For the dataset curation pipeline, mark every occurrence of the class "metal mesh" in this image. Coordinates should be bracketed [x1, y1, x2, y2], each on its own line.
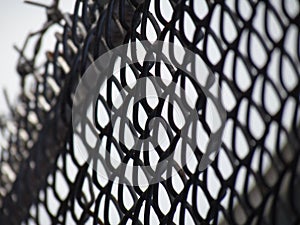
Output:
[0, 0, 300, 224]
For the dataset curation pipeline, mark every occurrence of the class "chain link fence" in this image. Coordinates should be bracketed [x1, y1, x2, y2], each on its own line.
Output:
[0, 0, 300, 224]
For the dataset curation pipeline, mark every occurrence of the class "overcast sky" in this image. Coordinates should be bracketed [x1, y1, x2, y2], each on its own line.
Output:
[0, 1, 45, 114]
[0, 0, 74, 115]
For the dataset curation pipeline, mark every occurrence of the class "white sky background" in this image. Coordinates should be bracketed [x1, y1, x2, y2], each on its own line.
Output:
[0, 0, 74, 115]
[0, 1, 45, 115]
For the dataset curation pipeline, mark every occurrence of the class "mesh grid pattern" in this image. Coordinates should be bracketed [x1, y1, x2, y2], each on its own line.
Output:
[0, 0, 300, 224]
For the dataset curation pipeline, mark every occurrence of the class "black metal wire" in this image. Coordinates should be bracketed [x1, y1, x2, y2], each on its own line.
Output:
[0, 0, 300, 224]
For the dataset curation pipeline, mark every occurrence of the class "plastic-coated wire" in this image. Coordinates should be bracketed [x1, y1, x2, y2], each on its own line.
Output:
[0, 0, 299, 224]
